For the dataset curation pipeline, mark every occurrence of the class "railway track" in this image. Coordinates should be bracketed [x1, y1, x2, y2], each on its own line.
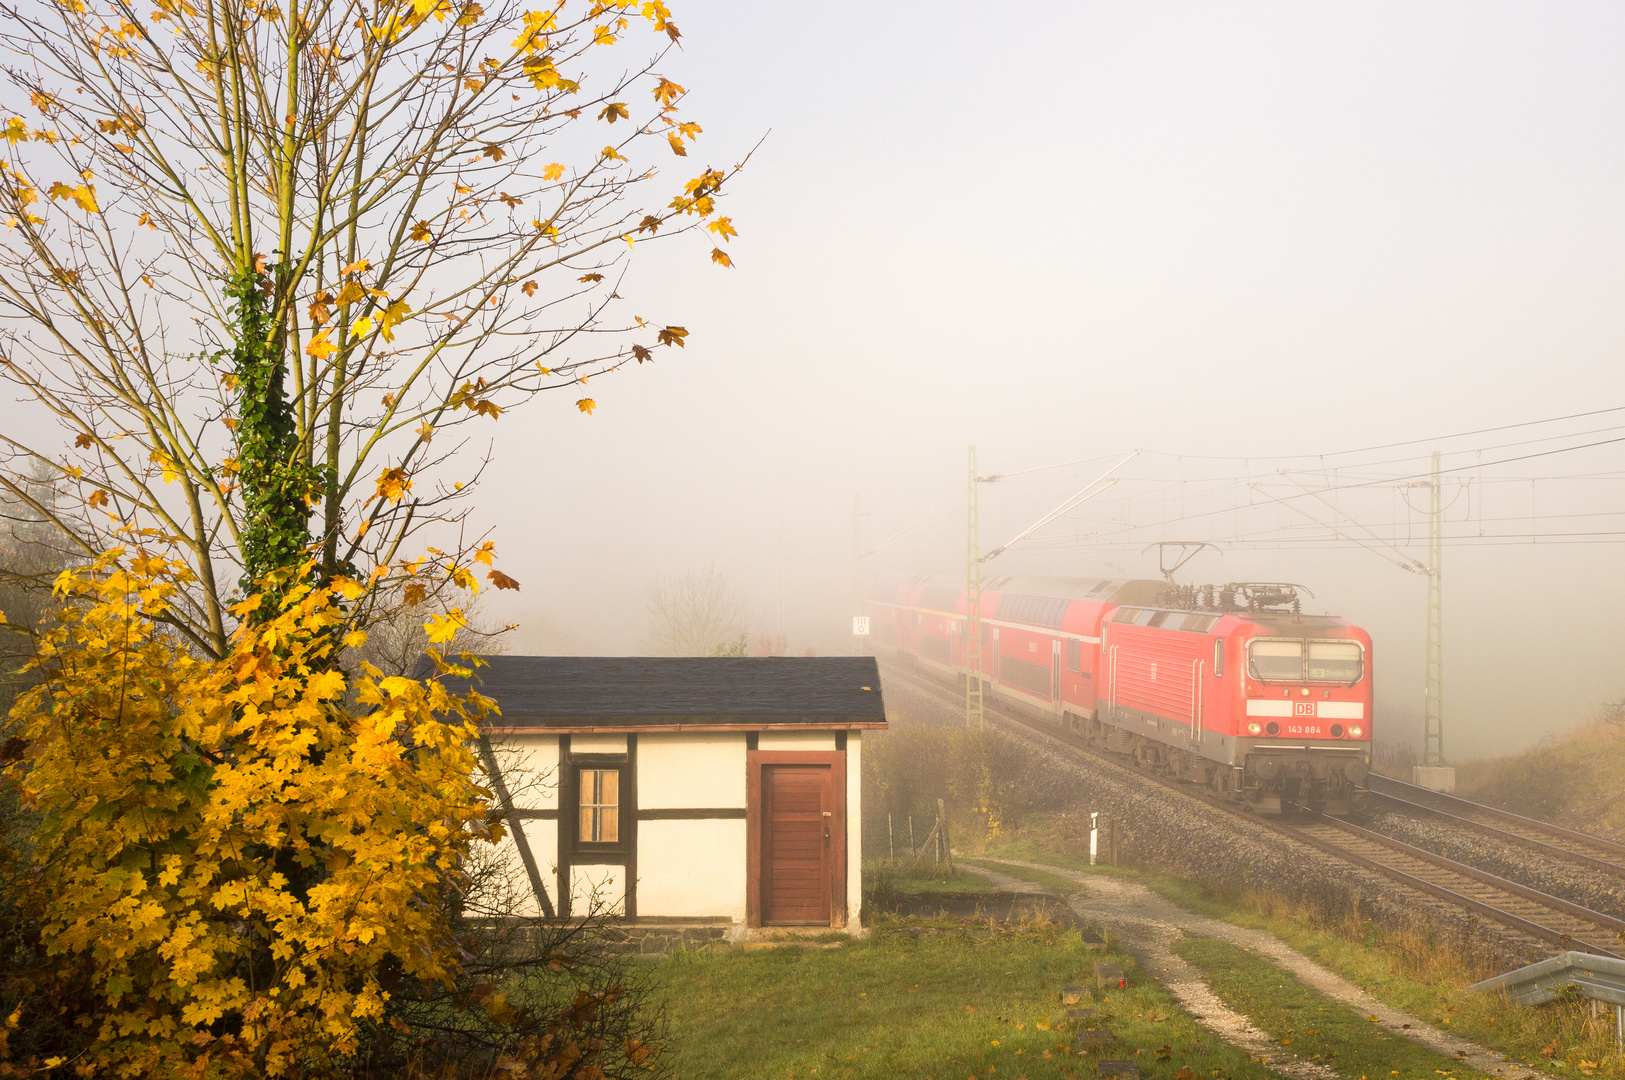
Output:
[1365, 772, 1625, 879]
[880, 659, 1625, 960]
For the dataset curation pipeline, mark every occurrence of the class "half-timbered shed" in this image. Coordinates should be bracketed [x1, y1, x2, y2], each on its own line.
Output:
[464, 655, 887, 936]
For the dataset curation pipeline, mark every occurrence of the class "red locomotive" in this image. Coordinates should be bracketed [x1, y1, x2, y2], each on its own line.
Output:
[866, 574, 1372, 814]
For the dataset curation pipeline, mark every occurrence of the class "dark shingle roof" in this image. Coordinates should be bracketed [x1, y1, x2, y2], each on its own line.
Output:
[457, 656, 887, 730]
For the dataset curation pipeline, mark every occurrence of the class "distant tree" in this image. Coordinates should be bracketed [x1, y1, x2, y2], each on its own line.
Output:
[643, 566, 750, 656]
[751, 630, 786, 656]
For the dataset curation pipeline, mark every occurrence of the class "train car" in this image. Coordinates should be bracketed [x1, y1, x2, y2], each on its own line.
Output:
[866, 574, 1372, 814]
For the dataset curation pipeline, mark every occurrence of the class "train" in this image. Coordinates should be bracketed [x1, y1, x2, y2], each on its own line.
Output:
[865, 574, 1372, 814]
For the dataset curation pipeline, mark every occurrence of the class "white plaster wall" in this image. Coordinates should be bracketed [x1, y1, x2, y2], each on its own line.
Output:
[846, 732, 862, 927]
[480, 816, 559, 918]
[758, 730, 837, 751]
[638, 734, 746, 808]
[571, 733, 628, 754]
[636, 819, 747, 918]
[486, 733, 559, 809]
[571, 863, 625, 915]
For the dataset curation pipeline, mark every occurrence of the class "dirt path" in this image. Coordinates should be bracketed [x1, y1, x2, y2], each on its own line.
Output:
[960, 857, 1554, 1080]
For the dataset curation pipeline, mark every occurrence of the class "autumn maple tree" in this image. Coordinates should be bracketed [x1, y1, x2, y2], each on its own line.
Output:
[0, 0, 737, 1073]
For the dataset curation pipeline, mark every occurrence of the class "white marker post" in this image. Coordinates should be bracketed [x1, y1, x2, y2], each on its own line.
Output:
[1089, 811, 1099, 867]
[852, 616, 870, 636]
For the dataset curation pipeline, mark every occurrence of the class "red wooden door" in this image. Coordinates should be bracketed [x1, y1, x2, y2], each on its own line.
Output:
[761, 765, 832, 924]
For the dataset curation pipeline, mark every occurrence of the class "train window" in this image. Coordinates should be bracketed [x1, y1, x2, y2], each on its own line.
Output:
[1307, 641, 1363, 683]
[1111, 607, 1143, 623]
[1147, 611, 1171, 628]
[1067, 639, 1081, 672]
[1247, 639, 1303, 681]
[1213, 639, 1224, 677]
[1133, 609, 1157, 626]
[1187, 614, 1218, 633]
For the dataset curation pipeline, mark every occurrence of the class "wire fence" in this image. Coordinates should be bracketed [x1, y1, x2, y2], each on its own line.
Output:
[861, 810, 949, 865]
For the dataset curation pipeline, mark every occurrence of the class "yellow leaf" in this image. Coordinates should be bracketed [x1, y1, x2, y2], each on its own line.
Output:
[47, 180, 98, 212]
[305, 331, 336, 360]
[410, 220, 433, 242]
[601, 145, 624, 161]
[306, 669, 346, 700]
[652, 77, 684, 106]
[375, 466, 412, 503]
[542, 162, 565, 180]
[416, 422, 435, 443]
[341, 258, 370, 276]
[666, 132, 687, 156]
[424, 610, 468, 643]
[351, 315, 374, 338]
[598, 102, 629, 124]
[378, 299, 413, 342]
[710, 247, 732, 268]
[576, 398, 596, 415]
[707, 216, 738, 240]
[521, 280, 537, 296]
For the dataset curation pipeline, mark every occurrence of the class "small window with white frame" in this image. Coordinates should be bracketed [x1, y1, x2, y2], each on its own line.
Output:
[578, 768, 620, 844]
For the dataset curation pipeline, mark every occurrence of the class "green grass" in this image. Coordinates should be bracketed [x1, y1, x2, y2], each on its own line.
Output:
[652, 925, 1282, 1080]
[965, 820, 1625, 1076]
[863, 858, 1002, 901]
[1174, 937, 1495, 1080]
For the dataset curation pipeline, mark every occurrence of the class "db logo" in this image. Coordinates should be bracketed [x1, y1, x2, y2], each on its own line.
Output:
[1293, 701, 1315, 716]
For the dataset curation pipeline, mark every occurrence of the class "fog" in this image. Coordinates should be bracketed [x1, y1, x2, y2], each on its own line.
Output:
[472, 4, 1625, 756]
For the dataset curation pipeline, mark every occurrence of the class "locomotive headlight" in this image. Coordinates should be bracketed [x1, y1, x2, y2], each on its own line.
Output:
[1349, 724, 1364, 739]
[1246, 722, 1262, 735]
[1300, 688, 1311, 697]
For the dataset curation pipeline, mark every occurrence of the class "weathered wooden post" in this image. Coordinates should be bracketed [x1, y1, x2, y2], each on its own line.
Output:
[938, 798, 953, 874]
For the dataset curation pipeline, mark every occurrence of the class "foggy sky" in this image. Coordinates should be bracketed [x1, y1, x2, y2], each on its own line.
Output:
[466, 2, 1625, 756]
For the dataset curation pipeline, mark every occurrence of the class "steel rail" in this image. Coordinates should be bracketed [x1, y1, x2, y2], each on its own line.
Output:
[1291, 815, 1625, 956]
[1364, 787, 1625, 879]
[1268, 819, 1621, 960]
[1367, 773, 1625, 861]
[879, 658, 1625, 960]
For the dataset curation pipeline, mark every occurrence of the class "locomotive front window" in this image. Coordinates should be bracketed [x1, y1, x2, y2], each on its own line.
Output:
[1307, 641, 1363, 683]
[1247, 639, 1303, 681]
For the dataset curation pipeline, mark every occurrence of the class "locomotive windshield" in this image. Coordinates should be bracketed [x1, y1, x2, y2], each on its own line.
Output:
[1246, 639, 1365, 683]
[1307, 641, 1363, 682]
[1247, 639, 1303, 681]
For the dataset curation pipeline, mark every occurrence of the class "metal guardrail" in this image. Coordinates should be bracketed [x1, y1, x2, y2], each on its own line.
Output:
[1469, 951, 1625, 1050]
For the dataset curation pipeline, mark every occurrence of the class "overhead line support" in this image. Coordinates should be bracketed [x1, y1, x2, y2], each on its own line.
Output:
[1424, 450, 1445, 767]
[967, 445, 984, 729]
